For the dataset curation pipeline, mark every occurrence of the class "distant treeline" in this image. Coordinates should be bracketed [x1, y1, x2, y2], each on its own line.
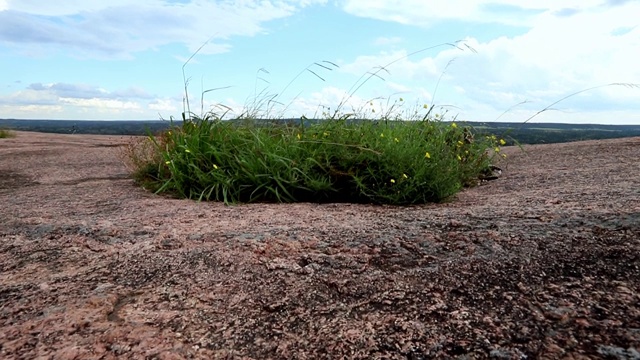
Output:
[461, 121, 640, 146]
[0, 119, 172, 136]
[1, 118, 640, 145]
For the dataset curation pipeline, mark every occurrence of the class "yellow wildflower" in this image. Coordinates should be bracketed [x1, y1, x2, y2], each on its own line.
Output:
[185, 149, 191, 153]
[390, 179, 396, 184]
[495, 147, 501, 152]
[213, 164, 218, 169]
[394, 137, 399, 143]
[380, 133, 384, 138]
[499, 139, 506, 145]
[165, 160, 171, 165]
[297, 133, 301, 140]
[451, 122, 457, 129]
[425, 152, 431, 159]
[403, 173, 408, 179]
[457, 155, 462, 161]
[423, 104, 429, 109]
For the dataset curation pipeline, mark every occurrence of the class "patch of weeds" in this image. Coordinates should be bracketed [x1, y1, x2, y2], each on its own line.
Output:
[129, 109, 504, 205]
[123, 40, 639, 205]
[0, 128, 16, 139]
[118, 129, 175, 190]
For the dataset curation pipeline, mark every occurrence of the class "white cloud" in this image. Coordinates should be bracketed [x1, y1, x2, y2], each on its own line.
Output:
[297, 86, 358, 115]
[239, 85, 433, 120]
[149, 99, 179, 112]
[0, 82, 173, 119]
[341, 0, 605, 26]
[4, 0, 157, 16]
[0, 0, 326, 58]
[385, 81, 412, 94]
[334, 1, 640, 123]
[0, 104, 64, 116]
[59, 97, 141, 110]
[0, 88, 58, 106]
[202, 86, 365, 119]
[338, 49, 444, 82]
[373, 36, 403, 46]
[448, 6, 640, 108]
[18, 83, 153, 101]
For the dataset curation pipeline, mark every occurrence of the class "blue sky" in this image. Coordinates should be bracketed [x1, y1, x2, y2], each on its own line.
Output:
[0, 0, 639, 124]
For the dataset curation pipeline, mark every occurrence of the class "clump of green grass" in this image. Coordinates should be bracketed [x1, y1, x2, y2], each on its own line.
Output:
[125, 40, 508, 205]
[129, 111, 504, 205]
[0, 128, 16, 139]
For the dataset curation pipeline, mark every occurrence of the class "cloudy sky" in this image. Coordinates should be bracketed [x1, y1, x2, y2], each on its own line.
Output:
[0, 0, 639, 124]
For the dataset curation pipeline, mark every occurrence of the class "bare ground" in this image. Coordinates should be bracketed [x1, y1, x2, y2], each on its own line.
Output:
[0, 131, 639, 360]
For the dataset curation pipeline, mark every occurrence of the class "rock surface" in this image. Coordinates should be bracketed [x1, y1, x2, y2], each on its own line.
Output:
[1, 131, 639, 359]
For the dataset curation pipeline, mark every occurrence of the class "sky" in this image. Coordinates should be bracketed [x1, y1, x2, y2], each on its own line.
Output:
[0, 0, 639, 124]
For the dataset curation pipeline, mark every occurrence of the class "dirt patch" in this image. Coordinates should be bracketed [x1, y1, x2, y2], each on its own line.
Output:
[0, 130, 639, 359]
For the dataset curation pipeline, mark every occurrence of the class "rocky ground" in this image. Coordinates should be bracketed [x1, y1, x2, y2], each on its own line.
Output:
[1, 131, 639, 359]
